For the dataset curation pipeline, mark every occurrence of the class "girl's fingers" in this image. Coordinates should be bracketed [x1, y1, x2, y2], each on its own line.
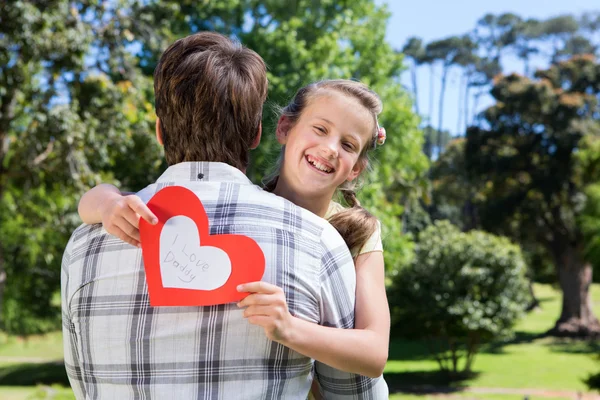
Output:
[110, 225, 141, 248]
[117, 214, 141, 242]
[120, 202, 142, 231]
[246, 315, 271, 327]
[237, 294, 275, 308]
[127, 196, 158, 225]
[237, 281, 281, 294]
[243, 305, 273, 318]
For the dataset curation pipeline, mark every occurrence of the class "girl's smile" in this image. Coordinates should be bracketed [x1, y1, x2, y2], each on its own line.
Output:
[305, 154, 335, 174]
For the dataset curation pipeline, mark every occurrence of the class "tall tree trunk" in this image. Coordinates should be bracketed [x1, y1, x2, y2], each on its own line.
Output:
[456, 73, 465, 135]
[437, 65, 449, 153]
[471, 91, 483, 125]
[423, 133, 432, 160]
[550, 243, 600, 338]
[0, 91, 14, 330]
[0, 213, 5, 330]
[523, 56, 530, 77]
[411, 61, 420, 116]
[525, 278, 540, 312]
[428, 63, 435, 125]
[0, 177, 5, 329]
[464, 83, 471, 130]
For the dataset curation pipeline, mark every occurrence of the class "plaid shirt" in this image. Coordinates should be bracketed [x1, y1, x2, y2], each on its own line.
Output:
[61, 162, 388, 400]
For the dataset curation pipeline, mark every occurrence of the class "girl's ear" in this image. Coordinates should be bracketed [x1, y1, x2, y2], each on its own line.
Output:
[347, 158, 368, 182]
[276, 115, 292, 145]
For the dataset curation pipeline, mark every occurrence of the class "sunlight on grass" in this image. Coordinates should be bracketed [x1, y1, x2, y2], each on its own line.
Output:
[0, 385, 75, 400]
[0, 332, 63, 361]
[0, 284, 597, 398]
[389, 394, 571, 400]
[389, 394, 572, 400]
[384, 284, 600, 393]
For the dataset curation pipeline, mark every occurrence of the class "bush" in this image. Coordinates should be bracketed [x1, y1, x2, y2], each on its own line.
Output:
[388, 220, 530, 374]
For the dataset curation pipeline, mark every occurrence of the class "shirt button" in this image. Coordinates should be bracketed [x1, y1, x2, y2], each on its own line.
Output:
[197, 173, 204, 180]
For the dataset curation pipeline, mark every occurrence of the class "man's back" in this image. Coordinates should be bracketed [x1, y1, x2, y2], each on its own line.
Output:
[62, 162, 387, 399]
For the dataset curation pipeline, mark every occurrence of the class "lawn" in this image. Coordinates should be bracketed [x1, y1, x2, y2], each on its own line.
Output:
[0, 284, 598, 400]
[386, 283, 600, 399]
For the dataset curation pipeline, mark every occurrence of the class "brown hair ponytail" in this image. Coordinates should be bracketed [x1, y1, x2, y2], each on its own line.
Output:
[328, 189, 379, 257]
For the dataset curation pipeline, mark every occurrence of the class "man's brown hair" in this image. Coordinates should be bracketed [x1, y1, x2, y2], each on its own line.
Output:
[154, 32, 268, 169]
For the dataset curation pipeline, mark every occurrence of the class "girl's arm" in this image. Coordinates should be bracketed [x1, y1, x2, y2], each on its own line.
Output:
[78, 184, 157, 247]
[237, 250, 390, 378]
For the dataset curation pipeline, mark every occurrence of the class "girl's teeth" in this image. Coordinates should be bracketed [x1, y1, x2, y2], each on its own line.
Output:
[308, 157, 332, 173]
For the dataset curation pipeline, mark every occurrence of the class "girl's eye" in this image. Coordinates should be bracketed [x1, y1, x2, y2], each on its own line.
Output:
[343, 142, 356, 151]
[314, 126, 327, 134]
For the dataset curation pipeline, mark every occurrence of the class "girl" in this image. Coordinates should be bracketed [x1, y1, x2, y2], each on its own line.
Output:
[78, 79, 390, 380]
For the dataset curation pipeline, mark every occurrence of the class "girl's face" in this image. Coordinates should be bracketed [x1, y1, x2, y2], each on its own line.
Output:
[277, 91, 374, 200]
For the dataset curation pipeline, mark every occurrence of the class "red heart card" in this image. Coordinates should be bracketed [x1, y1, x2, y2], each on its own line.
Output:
[139, 186, 265, 306]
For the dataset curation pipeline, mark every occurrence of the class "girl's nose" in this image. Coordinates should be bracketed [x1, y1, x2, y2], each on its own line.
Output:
[320, 141, 338, 159]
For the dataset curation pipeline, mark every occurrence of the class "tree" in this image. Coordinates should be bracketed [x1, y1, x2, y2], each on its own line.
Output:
[422, 125, 452, 160]
[425, 36, 476, 153]
[539, 15, 580, 63]
[430, 139, 543, 309]
[474, 13, 522, 63]
[0, 0, 160, 334]
[465, 55, 600, 337]
[1, 0, 428, 333]
[402, 36, 426, 117]
[558, 35, 597, 59]
[389, 220, 529, 375]
[0, 0, 93, 332]
[468, 58, 502, 126]
[429, 139, 478, 230]
[577, 135, 600, 273]
[508, 18, 542, 77]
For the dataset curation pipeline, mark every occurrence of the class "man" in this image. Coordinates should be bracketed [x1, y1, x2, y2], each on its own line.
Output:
[61, 31, 388, 399]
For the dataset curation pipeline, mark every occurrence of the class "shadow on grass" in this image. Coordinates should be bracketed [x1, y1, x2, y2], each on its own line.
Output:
[383, 370, 477, 394]
[388, 339, 433, 361]
[481, 331, 544, 354]
[0, 362, 69, 386]
[584, 370, 600, 391]
[548, 338, 600, 354]
[533, 296, 556, 305]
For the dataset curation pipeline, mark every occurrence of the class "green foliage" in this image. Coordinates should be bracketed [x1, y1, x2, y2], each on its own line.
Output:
[388, 221, 529, 373]
[429, 138, 472, 229]
[465, 56, 600, 264]
[580, 182, 600, 274]
[101, 0, 429, 277]
[0, 1, 162, 334]
[0, 0, 427, 333]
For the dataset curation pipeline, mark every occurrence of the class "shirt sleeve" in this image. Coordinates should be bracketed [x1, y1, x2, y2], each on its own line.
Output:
[61, 235, 87, 399]
[357, 220, 383, 256]
[313, 224, 389, 399]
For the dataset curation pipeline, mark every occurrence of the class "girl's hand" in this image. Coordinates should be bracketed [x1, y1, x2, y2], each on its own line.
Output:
[237, 282, 295, 343]
[100, 195, 157, 247]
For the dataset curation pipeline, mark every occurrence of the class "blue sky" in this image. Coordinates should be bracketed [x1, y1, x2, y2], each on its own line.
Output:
[376, 0, 599, 136]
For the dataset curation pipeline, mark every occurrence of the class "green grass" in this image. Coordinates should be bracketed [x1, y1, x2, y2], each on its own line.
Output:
[0, 284, 598, 399]
[0, 331, 64, 361]
[388, 394, 571, 400]
[384, 283, 600, 397]
[0, 385, 75, 400]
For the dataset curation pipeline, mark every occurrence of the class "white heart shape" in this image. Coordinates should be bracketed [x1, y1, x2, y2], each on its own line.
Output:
[159, 216, 232, 291]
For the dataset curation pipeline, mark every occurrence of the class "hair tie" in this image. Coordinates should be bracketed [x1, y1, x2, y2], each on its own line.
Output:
[376, 126, 386, 146]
